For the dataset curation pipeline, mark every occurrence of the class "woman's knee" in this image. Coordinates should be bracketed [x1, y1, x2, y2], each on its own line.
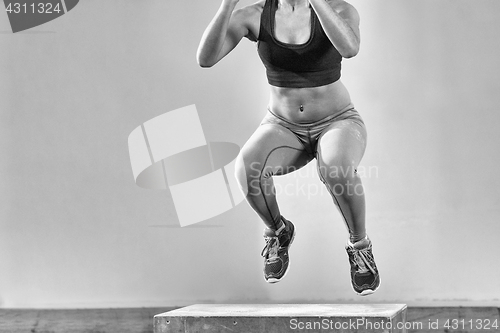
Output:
[317, 159, 365, 198]
[317, 159, 359, 185]
[234, 151, 252, 189]
[235, 149, 266, 194]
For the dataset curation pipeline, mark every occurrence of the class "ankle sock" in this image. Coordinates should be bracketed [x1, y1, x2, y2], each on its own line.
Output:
[275, 221, 285, 235]
[349, 234, 367, 245]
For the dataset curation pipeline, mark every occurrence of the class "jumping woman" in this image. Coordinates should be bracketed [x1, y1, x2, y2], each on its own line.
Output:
[197, 0, 380, 295]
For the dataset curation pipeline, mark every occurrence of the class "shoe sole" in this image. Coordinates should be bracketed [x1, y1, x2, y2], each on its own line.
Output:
[353, 278, 381, 296]
[265, 223, 296, 284]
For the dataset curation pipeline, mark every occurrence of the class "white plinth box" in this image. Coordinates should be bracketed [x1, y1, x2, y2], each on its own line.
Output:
[154, 304, 408, 333]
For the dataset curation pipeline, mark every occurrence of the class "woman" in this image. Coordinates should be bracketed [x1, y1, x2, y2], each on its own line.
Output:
[197, 0, 380, 296]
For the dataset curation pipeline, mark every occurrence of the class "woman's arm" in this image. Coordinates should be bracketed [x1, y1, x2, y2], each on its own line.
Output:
[308, 0, 360, 58]
[196, 0, 252, 67]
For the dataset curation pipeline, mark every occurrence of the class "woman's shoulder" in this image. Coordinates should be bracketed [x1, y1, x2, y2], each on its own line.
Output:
[326, 0, 357, 13]
[233, 0, 266, 41]
[325, 0, 359, 20]
[236, 0, 266, 17]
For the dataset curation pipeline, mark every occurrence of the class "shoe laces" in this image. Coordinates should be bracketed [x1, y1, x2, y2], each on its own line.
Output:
[261, 236, 280, 259]
[349, 246, 377, 275]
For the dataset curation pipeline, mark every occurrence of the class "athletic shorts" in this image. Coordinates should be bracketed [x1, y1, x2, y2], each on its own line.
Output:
[260, 103, 365, 158]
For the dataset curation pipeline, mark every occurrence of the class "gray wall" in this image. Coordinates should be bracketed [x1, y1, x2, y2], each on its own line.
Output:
[1, 0, 499, 308]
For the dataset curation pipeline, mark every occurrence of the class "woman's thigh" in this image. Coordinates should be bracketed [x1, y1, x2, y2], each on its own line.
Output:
[316, 119, 367, 177]
[236, 123, 312, 183]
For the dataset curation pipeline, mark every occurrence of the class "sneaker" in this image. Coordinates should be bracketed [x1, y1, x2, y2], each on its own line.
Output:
[345, 236, 380, 296]
[261, 217, 296, 283]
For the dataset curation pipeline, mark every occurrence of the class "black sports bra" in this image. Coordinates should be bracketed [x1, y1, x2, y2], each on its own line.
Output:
[257, 0, 343, 88]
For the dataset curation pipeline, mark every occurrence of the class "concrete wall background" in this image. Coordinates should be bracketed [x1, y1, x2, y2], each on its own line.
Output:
[0, 0, 499, 308]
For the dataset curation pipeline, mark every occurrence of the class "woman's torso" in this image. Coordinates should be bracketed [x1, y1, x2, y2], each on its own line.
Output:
[245, 0, 352, 123]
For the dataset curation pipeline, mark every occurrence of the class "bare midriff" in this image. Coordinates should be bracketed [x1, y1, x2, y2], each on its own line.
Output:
[268, 79, 352, 124]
